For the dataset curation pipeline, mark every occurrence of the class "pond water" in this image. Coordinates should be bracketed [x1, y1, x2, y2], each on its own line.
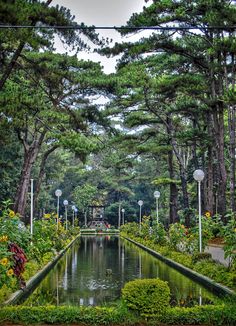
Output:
[21, 235, 220, 307]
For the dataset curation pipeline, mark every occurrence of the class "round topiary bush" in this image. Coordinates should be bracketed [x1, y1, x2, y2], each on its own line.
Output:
[121, 278, 170, 318]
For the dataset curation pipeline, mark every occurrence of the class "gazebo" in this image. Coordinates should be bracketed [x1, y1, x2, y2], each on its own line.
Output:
[87, 205, 108, 229]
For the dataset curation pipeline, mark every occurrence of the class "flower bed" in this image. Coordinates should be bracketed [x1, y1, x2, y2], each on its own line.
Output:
[0, 201, 79, 304]
[120, 220, 236, 292]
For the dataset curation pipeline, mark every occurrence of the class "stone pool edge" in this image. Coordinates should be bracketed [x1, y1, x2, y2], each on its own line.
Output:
[123, 236, 236, 297]
[3, 234, 80, 306]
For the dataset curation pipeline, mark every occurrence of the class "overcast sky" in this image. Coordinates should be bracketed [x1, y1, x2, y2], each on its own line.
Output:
[53, 0, 146, 73]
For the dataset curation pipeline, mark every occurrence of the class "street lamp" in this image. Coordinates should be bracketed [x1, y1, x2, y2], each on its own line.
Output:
[193, 169, 205, 253]
[55, 189, 62, 230]
[63, 200, 68, 231]
[121, 208, 125, 225]
[138, 200, 143, 232]
[154, 191, 160, 224]
[74, 207, 78, 227]
[71, 205, 76, 227]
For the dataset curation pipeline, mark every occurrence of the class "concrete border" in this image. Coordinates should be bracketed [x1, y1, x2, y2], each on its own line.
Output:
[4, 235, 80, 306]
[80, 229, 119, 235]
[123, 236, 236, 297]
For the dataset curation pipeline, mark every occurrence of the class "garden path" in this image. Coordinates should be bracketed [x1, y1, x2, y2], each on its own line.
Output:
[205, 244, 230, 267]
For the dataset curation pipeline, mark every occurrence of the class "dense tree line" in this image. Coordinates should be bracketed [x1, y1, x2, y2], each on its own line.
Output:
[0, 0, 236, 227]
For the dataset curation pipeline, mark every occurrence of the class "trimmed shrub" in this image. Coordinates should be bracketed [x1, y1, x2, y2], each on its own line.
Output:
[121, 278, 170, 317]
[161, 303, 236, 325]
[0, 305, 137, 325]
[0, 303, 236, 325]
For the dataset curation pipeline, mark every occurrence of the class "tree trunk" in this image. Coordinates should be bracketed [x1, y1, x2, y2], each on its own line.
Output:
[166, 116, 190, 225]
[205, 113, 214, 214]
[228, 106, 236, 211]
[192, 117, 198, 171]
[215, 106, 227, 220]
[179, 165, 190, 226]
[167, 149, 178, 224]
[14, 129, 47, 220]
[33, 145, 59, 215]
[14, 146, 39, 221]
[209, 50, 227, 220]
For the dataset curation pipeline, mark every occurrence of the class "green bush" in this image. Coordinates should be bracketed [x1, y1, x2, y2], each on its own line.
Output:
[0, 302, 236, 325]
[0, 305, 137, 325]
[122, 278, 170, 317]
[192, 252, 212, 264]
[161, 303, 236, 325]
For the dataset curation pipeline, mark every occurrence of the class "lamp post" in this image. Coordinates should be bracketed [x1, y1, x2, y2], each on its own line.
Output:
[55, 189, 62, 230]
[121, 208, 125, 226]
[193, 169, 205, 253]
[153, 190, 160, 224]
[71, 205, 76, 227]
[74, 207, 78, 227]
[138, 200, 143, 232]
[63, 200, 68, 230]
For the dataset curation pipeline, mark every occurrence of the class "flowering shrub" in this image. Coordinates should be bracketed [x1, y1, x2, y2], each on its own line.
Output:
[189, 216, 220, 253]
[8, 243, 27, 289]
[151, 221, 167, 245]
[0, 254, 13, 289]
[168, 223, 188, 251]
[0, 201, 30, 289]
[0, 200, 78, 302]
[120, 221, 139, 237]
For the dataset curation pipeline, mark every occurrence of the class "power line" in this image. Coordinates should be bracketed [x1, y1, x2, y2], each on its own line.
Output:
[0, 25, 235, 30]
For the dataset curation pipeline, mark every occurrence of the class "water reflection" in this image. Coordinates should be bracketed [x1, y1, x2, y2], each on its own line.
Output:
[21, 236, 218, 307]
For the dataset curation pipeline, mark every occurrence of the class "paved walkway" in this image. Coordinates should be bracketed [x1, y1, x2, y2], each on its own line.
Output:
[205, 244, 230, 267]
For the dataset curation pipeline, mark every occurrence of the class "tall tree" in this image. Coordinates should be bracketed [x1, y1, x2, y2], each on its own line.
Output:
[0, 0, 102, 90]
[101, 0, 236, 218]
[0, 53, 111, 218]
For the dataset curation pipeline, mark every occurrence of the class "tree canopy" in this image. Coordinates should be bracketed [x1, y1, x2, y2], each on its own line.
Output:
[1, 0, 236, 227]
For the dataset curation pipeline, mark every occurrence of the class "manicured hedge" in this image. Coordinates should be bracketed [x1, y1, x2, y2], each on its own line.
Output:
[0, 305, 136, 325]
[0, 304, 236, 325]
[161, 304, 236, 325]
[122, 278, 170, 317]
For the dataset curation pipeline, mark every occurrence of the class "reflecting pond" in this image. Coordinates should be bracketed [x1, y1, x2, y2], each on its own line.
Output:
[21, 235, 219, 307]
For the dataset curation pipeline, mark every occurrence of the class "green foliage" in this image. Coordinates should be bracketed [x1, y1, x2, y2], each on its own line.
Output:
[189, 216, 216, 252]
[121, 223, 236, 291]
[73, 184, 97, 213]
[0, 302, 236, 325]
[0, 202, 30, 289]
[192, 252, 212, 264]
[221, 213, 236, 268]
[0, 304, 136, 325]
[0, 201, 78, 303]
[161, 303, 236, 325]
[168, 218, 220, 254]
[152, 177, 181, 186]
[153, 221, 168, 245]
[122, 278, 170, 317]
[168, 222, 188, 251]
[194, 260, 236, 290]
